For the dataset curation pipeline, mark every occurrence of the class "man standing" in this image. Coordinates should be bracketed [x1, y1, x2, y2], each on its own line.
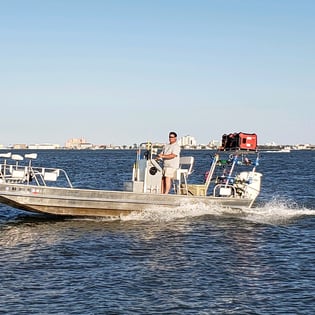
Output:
[157, 131, 181, 194]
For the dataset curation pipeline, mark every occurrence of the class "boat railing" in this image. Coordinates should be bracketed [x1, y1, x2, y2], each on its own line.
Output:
[30, 166, 73, 188]
[0, 164, 73, 188]
[0, 153, 73, 188]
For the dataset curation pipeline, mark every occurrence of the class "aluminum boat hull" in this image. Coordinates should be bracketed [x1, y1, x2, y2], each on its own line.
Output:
[0, 183, 254, 218]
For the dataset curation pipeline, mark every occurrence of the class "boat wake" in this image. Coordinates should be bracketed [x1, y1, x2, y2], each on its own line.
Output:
[242, 197, 315, 225]
[121, 197, 315, 224]
[121, 201, 232, 222]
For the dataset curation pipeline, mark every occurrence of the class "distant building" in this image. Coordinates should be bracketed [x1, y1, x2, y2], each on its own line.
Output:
[265, 141, 277, 146]
[208, 140, 221, 149]
[295, 144, 311, 150]
[28, 144, 61, 150]
[65, 137, 94, 149]
[12, 144, 27, 149]
[179, 135, 197, 148]
[65, 137, 87, 149]
[78, 142, 93, 149]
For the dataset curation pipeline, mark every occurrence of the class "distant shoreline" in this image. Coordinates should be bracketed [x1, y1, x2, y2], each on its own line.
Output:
[0, 145, 314, 151]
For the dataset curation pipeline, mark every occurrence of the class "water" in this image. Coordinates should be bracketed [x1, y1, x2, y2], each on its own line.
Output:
[0, 150, 315, 314]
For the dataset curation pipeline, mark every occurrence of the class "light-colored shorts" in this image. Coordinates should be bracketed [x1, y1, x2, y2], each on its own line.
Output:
[163, 167, 177, 178]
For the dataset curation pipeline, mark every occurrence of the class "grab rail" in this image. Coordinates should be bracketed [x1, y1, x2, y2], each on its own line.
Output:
[0, 163, 73, 188]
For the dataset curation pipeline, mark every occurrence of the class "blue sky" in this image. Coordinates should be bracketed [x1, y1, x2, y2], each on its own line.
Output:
[0, 0, 314, 146]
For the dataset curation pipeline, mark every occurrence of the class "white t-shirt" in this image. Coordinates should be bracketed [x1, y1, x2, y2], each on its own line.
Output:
[162, 142, 181, 169]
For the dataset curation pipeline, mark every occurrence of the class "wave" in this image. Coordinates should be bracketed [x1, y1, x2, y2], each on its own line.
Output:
[121, 201, 231, 222]
[121, 197, 315, 224]
[243, 197, 315, 225]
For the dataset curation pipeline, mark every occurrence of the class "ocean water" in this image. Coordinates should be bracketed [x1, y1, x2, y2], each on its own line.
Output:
[0, 150, 314, 314]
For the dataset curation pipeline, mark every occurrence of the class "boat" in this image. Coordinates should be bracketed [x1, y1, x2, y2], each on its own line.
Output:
[266, 146, 291, 153]
[279, 147, 291, 153]
[0, 134, 262, 218]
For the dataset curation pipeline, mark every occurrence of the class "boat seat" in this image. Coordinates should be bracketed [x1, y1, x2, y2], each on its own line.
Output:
[175, 156, 194, 194]
[43, 169, 60, 181]
[9, 169, 27, 183]
[186, 153, 219, 196]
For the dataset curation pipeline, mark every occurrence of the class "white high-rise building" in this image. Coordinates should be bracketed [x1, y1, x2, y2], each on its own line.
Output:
[179, 135, 197, 147]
